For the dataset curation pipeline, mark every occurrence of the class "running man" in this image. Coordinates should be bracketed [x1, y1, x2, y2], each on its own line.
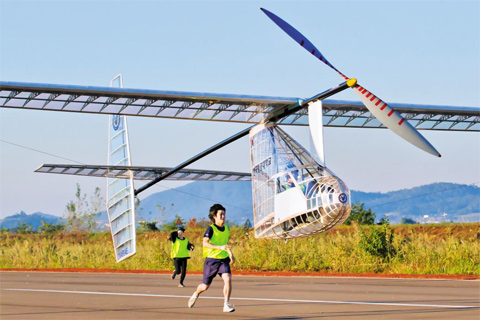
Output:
[188, 203, 235, 312]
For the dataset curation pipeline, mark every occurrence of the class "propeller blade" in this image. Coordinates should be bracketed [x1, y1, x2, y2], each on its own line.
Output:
[260, 8, 347, 79]
[352, 85, 441, 157]
[261, 8, 441, 157]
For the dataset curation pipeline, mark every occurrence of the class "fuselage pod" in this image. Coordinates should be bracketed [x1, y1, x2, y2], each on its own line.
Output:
[249, 124, 351, 239]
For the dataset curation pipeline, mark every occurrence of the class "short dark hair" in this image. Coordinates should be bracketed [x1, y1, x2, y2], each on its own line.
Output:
[208, 204, 226, 222]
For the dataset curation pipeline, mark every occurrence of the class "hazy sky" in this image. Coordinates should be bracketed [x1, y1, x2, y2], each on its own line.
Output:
[1, 0, 479, 219]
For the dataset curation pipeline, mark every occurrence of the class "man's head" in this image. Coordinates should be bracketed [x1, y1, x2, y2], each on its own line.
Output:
[177, 227, 185, 237]
[209, 203, 226, 225]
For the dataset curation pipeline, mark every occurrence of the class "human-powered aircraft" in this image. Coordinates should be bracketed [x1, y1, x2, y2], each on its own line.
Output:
[1, 8, 478, 262]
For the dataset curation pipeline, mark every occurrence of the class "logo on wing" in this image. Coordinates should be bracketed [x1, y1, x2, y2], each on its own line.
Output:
[112, 115, 121, 131]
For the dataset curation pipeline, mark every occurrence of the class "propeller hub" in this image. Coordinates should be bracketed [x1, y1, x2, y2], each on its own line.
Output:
[347, 78, 357, 87]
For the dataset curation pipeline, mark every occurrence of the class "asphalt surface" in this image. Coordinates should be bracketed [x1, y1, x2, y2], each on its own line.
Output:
[1, 271, 479, 319]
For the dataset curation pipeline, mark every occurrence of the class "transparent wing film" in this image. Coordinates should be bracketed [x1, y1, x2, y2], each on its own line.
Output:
[250, 124, 351, 239]
[35, 164, 251, 181]
[1, 82, 478, 130]
[107, 115, 136, 262]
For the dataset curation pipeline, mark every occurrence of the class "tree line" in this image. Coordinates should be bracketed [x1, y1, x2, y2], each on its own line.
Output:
[7, 183, 421, 235]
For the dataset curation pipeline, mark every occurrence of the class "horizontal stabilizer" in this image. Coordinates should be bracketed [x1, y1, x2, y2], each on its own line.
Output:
[35, 164, 251, 181]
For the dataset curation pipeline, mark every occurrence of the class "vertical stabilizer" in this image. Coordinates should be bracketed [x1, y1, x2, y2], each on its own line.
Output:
[106, 74, 136, 262]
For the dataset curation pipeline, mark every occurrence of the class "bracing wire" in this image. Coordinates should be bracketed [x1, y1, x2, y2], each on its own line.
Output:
[1, 139, 251, 213]
[2, 139, 477, 215]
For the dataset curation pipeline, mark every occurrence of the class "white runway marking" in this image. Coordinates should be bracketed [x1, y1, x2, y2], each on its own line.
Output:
[4, 288, 478, 309]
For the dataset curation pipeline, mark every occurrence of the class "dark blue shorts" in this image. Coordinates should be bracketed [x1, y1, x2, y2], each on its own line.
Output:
[202, 257, 231, 285]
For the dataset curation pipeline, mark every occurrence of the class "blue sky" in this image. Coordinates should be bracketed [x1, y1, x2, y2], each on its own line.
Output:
[1, 0, 479, 218]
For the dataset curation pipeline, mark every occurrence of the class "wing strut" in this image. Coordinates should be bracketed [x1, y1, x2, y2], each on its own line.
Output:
[134, 124, 256, 195]
[134, 80, 352, 195]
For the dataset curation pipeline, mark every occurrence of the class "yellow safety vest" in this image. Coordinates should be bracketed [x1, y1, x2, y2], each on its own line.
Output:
[171, 237, 190, 258]
[203, 224, 230, 259]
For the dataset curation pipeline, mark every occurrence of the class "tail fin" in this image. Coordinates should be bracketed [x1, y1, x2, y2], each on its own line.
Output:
[106, 74, 136, 262]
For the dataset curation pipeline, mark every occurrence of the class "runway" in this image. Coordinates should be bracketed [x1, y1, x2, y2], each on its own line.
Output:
[1, 271, 478, 319]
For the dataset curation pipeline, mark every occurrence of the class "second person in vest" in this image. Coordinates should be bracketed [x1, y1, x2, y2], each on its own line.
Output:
[168, 227, 195, 288]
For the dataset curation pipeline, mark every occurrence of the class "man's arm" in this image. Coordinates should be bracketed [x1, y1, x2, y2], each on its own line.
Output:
[167, 231, 178, 242]
[226, 247, 235, 264]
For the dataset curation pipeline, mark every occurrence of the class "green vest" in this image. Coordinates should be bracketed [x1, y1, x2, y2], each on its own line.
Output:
[171, 237, 190, 258]
[203, 224, 230, 259]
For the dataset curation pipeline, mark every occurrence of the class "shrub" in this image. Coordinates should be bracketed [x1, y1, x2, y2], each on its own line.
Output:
[38, 221, 64, 235]
[138, 221, 159, 232]
[13, 222, 33, 234]
[345, 202, 376, 225]
[359, 225, 396, 259]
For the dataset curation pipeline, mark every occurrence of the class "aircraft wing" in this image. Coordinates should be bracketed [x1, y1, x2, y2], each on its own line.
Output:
[35, 164, 251, 181]
[1, 81, 478, 131]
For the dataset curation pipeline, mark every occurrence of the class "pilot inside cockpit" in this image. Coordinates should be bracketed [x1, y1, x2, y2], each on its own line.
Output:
[283, 174, 295, 190]
[282, 173, 306, 193]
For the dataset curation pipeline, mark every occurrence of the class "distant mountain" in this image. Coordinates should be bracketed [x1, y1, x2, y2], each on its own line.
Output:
[0, 211, 61, 231]
[3, 182, 478, 231]
[132, 181, 479, 225]
[138, 181, 480, 224]
[352, 183, 480, 223]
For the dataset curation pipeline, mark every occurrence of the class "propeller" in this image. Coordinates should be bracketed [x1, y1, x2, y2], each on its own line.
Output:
[261, 8, 441, 157]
